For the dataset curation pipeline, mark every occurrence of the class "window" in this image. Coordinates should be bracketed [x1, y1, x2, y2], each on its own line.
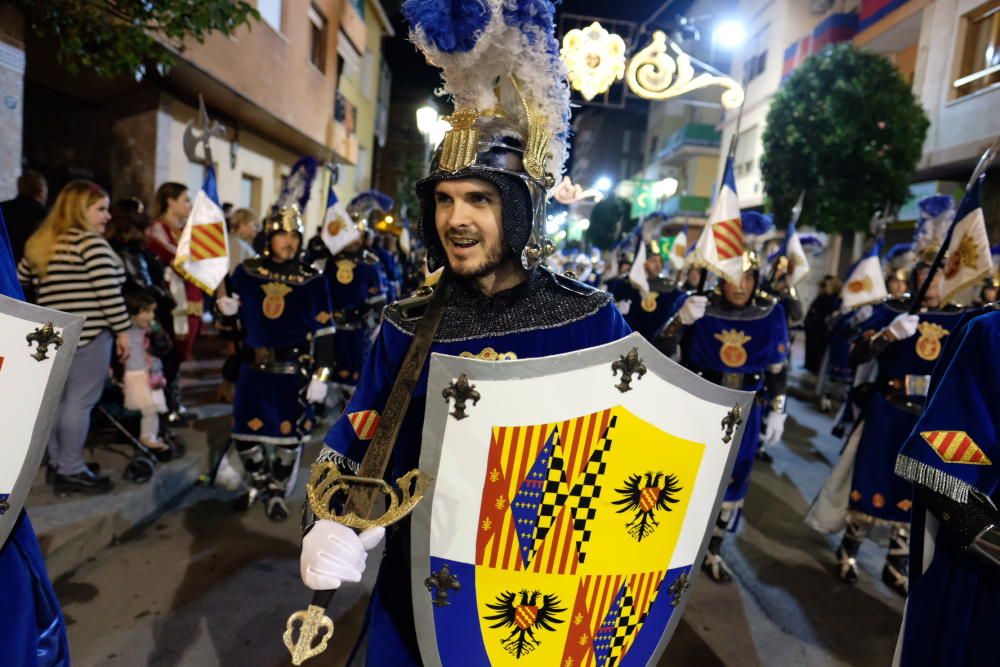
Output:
[734, 126, 758, 177]
[356, 147, 369, 191]
[362, 49, 375, 98]
[258, 0, 283, 32]
[348, 0, 365, 20]
[337, 33, 361, 84]
[954, 0, 1000, 98]
[309, 5, 328, 72]
[240, 175, 262, 211]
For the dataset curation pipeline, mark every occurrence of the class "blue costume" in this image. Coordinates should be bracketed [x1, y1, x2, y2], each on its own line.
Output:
[894, 308, 1000, 667]
[373, 243, 402, 304]
[834, 299, 965, 594]
[656, 288, 789, 581]
[318, 271, 629, 664]
[228, 207, 336, 522]
[609, 279, 680, 341]
[323, 249, 386, 393]
[0, 211, 70, 665]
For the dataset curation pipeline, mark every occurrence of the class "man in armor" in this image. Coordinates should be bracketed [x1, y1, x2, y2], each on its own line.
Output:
[655, 254, 790, 581]
[609, 240, 680, 342]
[296, 1, 630, 661]
[830, 259, 964, 595]
[217, 206, 335, 522]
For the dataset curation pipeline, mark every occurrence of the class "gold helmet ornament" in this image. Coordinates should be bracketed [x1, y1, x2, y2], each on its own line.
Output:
[264, 205, 304, 237]
[404, 0, 571, 271]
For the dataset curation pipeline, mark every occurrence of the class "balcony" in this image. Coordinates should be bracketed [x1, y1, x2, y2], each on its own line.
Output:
[657, 123, 722, 165]
[662, 194, 711, 218]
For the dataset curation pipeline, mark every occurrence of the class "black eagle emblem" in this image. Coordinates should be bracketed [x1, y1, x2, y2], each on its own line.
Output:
[612, 471, 683, 541]
[483, 589, 566, 658]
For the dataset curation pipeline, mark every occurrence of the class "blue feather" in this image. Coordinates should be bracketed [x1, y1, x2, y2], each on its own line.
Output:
[741, 211, 774, 236]
[917, 194, 954, 218]
[885, 242, 913, 261]
[275, 156, 318, 213]
[403, 0, 492, 54]
[348, 190, 395, 214]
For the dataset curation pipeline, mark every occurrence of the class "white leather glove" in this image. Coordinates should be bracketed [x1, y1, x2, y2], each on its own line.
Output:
[886, 313, 919, 341]
[306, 378, 329, 403]
[762, 411, 787, 446]
[616, 299, 632, 315]
[678, 295, 708, 325]
[217, 294, 240, 316]
[301, 521, 385, 591]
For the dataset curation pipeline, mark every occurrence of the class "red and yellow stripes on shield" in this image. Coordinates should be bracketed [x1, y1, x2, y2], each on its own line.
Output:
[477, 409, 613, 575]
[562, 571, 666, 667]
[190, 222, 226, 261]
[712, 217, 744, 261]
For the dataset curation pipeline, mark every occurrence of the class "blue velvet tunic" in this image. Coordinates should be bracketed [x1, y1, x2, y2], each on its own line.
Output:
[608, 280, 680, 341]
[320, 270, 629, 666]
[896, 310, 1000, 667]
[324, 253, 386, 390]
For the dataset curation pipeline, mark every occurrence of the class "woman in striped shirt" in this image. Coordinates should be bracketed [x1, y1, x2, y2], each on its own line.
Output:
[18, 180, 131, 495]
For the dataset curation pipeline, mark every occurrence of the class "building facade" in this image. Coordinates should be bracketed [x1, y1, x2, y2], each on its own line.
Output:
[4, 0, 392, 237]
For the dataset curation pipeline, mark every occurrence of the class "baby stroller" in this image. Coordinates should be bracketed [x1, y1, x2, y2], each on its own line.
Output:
[89, 381, 187, 484]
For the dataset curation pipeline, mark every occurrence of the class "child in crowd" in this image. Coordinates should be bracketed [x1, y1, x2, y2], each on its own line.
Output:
[122, 290, 172, 460]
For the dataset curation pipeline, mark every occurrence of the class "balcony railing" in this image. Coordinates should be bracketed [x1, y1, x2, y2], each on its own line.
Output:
[658, 123, 722, 162]
[662, 194, 711, 218]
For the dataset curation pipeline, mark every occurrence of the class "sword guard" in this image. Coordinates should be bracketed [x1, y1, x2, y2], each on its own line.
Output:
[283, 604, 334, 665]
[306, 464, 433, 530]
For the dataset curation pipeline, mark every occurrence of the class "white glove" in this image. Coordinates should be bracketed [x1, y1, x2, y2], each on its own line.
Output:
[853, 305, 873, 324]
[306, 378, 329, 403]
[301, 521, 385, 591]
[886, 313, 919, 341]
[217, 294, 240, 316]
[616, 299, 632, 315]
[678, 295, 708, 325]
[762, 411, 787, 446]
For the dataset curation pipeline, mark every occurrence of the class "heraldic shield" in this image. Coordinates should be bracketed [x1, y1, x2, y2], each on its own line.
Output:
[412, 332, 754, 667]
[0, 295, 83, 548]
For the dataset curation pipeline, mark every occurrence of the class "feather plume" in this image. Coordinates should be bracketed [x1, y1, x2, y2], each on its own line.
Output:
[274, 156, 319, 213]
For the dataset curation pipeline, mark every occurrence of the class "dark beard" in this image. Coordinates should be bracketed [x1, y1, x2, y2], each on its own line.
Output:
[449, 239, 511, 280]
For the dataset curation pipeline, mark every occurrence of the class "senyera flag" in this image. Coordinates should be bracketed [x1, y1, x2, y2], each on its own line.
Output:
[173, 166, 229, 292]
[411, 333, 754, 667]
[694, 158, 745, 283]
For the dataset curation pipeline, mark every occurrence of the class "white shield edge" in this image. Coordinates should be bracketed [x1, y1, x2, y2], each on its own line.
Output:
[410, 331, 755, 667]
[0, 295, 84, 547]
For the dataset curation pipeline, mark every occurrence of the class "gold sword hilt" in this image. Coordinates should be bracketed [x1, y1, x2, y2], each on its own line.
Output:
[283, 464, 433, 664]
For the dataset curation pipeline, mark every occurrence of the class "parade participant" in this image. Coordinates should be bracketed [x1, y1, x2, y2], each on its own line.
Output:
[893, 308, 1000, 667]
[219, 206, 335, 522]
[825, 259, 964, 595]
[323, 225, 386, 402]
[609, 240, 680, 341]
[655, 253, 789, 581]
[297, 2, 630, 661]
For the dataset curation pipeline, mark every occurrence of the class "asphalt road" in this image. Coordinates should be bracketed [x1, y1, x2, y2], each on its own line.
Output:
[53, 369, 904, 666]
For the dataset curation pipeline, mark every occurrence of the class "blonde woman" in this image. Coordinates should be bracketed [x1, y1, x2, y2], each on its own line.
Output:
[227, 207, 260, 275]
[18, 180, 131, 495]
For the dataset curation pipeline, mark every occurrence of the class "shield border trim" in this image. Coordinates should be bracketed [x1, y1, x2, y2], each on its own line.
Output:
[411, 331, 754, 667]
[0, 295, 84, 548]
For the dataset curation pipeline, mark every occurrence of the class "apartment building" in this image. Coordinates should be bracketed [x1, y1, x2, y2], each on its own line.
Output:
[2, 0, 393, 235]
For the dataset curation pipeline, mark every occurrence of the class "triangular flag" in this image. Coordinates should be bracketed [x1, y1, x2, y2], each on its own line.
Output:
[841, 240, 888, 309]
[629, 239, 650, 294]
[695, 158, 745, 283]
[173, 166, 229, 293]
[941, 176, 991, 303]
[782, 220, 810, 287]
[320, 182, 361, 256]
[669, 227, 688, 272]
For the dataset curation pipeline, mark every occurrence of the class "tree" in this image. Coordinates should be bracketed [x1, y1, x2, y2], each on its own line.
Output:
[760, 43, 929, 233]
[15, 1, 259, 77]
[585, 196, 633, 250]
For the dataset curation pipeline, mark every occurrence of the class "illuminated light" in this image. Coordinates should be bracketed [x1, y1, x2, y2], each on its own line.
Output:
[416, 106, 439, 135]
[625, 31, 744, 109]
[578, 218, 591, 230]
[384, 215, 394, 223]
[595, 176, 613, 192]
[579, 188, 605, 203]
[561, 22, 627, 101]
[652, 177, 679, 199]
[713, 20, 747, 49]
[615, 181, 636, 199]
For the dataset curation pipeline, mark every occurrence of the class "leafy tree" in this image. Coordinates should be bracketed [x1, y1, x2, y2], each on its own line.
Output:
[585, 196, 633, 250]
[761, 43, 929, 232]
[15, 0, 259, 77]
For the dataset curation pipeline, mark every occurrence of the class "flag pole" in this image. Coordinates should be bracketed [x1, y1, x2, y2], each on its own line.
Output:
[908, 134, 999, 314]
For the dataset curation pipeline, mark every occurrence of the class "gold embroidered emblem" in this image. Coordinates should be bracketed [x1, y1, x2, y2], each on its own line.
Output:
[439, 106, 480, 173]
[247, 418, 264, 431]
[335, 259, 355, 285]
[872, 493, 885, 508]
[915, 322, 949, 361]
[714, 329, 752, 368]
[943, 232, 983, 278]
[280, 420, 293, 434]
[846, 276, 872, 294]
[315, 311, 332, 325]
[261, 282, 293, 320]
[459, 347, 518, 361]
[640, 292, 658, 312]
[326, 216, 346, 237]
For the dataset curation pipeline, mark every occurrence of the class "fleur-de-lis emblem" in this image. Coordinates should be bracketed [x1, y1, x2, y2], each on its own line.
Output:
[442, 374, 481, 420]
[668, 571, 690, 607]
[26, 322, 63, 361]
[425, 563, 462, 607]
[611, 347, 646, 392]
[721, 403, 742, 444]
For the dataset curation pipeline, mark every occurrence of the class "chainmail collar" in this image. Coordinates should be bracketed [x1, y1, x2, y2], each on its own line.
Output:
[706, 293, 777, 321]
[243, 256, 319, 284]
[384, 268, 612, 342]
